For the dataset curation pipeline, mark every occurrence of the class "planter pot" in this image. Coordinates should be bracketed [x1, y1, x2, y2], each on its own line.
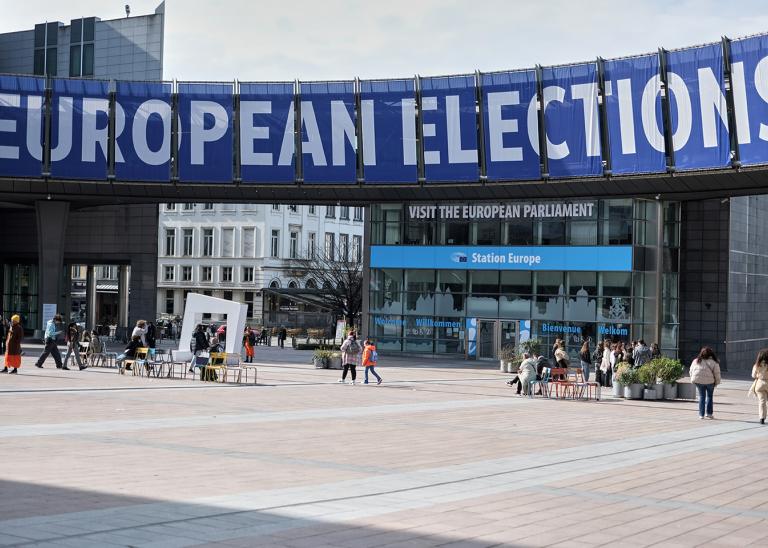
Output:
[499, 361, 506, 372]
[652, 383, 666, 400]
[643, 388, 658, 400]
[663, 383, 678, 400]
[624, 383, 645, 400]
[613, 382, 625, 398]
[676, 382, 696, 400]
[506, 363, 516, 374]
[313, 358, 324, 369]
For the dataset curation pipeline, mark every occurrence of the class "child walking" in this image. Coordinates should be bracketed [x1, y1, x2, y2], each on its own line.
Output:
[362, 339, 382, 385]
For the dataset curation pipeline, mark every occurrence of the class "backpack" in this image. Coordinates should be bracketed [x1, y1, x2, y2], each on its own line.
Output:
[347, 339, 361, 354]
[370, 349, 378, 363]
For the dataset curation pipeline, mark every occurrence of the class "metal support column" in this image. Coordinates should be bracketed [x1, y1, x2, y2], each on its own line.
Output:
[655, 199, 665, 348]
[117, 265, 130, 329]
[86, 265, 97, 331]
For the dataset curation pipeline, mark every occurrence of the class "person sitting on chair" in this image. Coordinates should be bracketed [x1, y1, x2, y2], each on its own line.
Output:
[115, 335, 141, 370]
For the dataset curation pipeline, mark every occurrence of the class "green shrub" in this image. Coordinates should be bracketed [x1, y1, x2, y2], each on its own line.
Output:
[312, 348, 333, 361]
[616, 367, 639, 386]
[498, 345, 517, 361]
[519, 338, 542, 357]
[653, 357, 684, 384]
[637, 363, 657, 386]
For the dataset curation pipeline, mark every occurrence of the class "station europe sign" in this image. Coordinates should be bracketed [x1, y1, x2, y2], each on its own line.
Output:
[370, 245, 633, 271]
[2, 35, 768, 182]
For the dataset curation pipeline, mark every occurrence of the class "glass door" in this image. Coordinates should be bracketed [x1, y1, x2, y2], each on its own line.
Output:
[477, 320, 497, 360]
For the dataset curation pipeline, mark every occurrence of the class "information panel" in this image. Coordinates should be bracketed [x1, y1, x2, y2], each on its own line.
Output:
[359, 78, 418, 183]
[115, 81, 172, 182]
[480, 70, 541, 181]
[0, 75, 45, 178]
[603, 54, 666, 174]
[240, 82, 295, 183]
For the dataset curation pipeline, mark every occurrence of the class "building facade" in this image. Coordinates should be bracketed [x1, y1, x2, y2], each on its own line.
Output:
[156, 203, 364, 326]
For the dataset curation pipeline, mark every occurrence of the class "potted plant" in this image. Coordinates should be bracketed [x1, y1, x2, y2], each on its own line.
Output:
[612, 362, 631, 398]
[518, 338, 542, 358]
[653, 357, 684, 400]
[616, 368, 643, 399]
[498, 345, 516, 372]
[637, 363, 658, 400]
[312, 348, 331, 368]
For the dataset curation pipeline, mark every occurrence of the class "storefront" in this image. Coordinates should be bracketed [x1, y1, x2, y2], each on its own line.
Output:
[364, 199, 680, 360]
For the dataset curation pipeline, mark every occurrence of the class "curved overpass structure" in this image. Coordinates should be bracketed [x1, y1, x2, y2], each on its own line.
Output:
[1, 34, 768, 206]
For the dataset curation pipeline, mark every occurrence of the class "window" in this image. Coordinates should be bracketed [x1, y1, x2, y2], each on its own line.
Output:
[69, 44, 81, 77]
[163, 265, 174, 282]
[354, 207, 363, 221]
[308, 205, 316, 215]
[202, 228, 213, 257]
[165, 229, 175, 256]
[183, 203, 194, 210]
[326, 205, 336, 219]
[272, 204, 280, 211]
[223, 290, 233, 301]
[339, 233, 349, 262]
[242, 227, 255, 257]
[290, 231, 299, 259]
[271, 229, 280, 258]
[242, 266, 254, 283]
[201, 266, 212, 282]
[203, 203, 213, 210]
[222, 228, 234, 257]
[34, 22, 58, 76]
[325, 232, 335, 261]
[182, 229, 193, 256]
[352, 235, 362, 263]
[288, 204, 298, 212]
[165, 203, 175, 211]
[244, 291, 254, 318]
[181, 266, 192, 282]
[165, 290, 174, 314]
[340, 206, 350, 220]
[81, 43, 94, 76]
[222, 267, 233, 283]
[307, 232, 316, 258]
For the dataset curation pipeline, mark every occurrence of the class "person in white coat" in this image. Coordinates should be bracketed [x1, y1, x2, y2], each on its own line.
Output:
[749, 349, 768, 424]
[689, 346, 722, 420]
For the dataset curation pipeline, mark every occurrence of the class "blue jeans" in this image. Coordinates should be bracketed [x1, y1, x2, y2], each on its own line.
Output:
[364, 366, 381, 383]
[696, 383, 715, 417]
[580, 360, 590, 382]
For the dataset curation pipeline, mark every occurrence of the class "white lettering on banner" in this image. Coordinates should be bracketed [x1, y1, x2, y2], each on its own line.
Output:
[754, 56, 768, 142]
[445, 95, 477, 163]
[410, 201, 594, 220]
[240, 100, 272, 166]
[50, 97, 73, 162]
[401, 98, 417, 166]
[541, 86, 569, 160]
[665, 72, 693, 152]
[640, 75, 666, 152]
[81, 98, 110, 163]
[361, 99, 376, 166]
[526, 94, 540, 156]
[330, 100, 356, 166]
[300, 101, 326, 166]
[698, 67, 729, 147]
[731, 62, 751, 144]
[277, 103, 294, 166]
[26, 95, 43, 161]
[421, 96, 439, 164]
[571, 81, 601, 157]
[487, 91, 522, 162]
[130, 99, 171, 166]
[190, 101, 227, 165]
[0, 93, 20, 160]
[610, 79, 637, 155]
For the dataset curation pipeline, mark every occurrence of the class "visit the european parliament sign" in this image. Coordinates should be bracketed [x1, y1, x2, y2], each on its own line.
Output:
[1, 34, 768, 183]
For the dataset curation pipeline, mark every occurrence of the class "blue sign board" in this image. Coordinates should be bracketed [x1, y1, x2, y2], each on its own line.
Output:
[729, 34, 768, 166]
[0, 75, 44, 178]
[370, 245, 633, 271]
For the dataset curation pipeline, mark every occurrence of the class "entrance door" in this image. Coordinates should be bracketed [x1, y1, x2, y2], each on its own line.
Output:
[500, 321, 518, 354]
[477, 320, 497, 359]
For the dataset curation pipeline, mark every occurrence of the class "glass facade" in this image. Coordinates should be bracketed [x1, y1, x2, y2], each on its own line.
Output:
[367, 199, 680, 360]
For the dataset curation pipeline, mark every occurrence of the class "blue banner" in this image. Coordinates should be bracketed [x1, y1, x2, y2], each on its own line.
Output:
[178, 82, 233, 183]
[603, 54, 666, 174]
[481, 70, 540, 181]
[729, 34, 768, 166]
[240, 82, 295, 183]
[370, 245, 632, 271]
[0, 75, 45, 178]
[359, 79, 418, 183]
[666, 43, 729, 170]
[300, 81, 356, 183]
[421, 75, 479, 182]
[50, 79, 110, 180]
[541, 63, 603, 177]
[115, 81, 172, 182]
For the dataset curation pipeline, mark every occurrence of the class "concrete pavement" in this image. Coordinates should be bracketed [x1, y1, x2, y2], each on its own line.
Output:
[0, 345, 766, 547]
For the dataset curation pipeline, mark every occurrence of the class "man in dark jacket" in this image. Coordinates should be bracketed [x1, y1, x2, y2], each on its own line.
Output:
[189, 324, 210, 373]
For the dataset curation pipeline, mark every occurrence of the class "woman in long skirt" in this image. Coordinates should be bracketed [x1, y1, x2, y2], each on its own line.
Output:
[2, 315, 23, 374]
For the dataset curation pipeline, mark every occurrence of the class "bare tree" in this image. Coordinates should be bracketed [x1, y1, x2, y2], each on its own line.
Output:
[288, 242, 362, 327]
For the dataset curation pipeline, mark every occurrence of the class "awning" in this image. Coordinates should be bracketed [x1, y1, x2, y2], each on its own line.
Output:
[96, 283, 118, 293]
[261, 288, 334, 311]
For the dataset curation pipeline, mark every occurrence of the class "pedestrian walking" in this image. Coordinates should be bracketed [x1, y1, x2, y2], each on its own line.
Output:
[749, 348, 768, 424]
[339, 330, 362, 384]
[579, 340, 591, 382]
[243, 326, 256, 363]
[35, 314, 64, 369]
[362, 339, 382, 385]
[690, 346, 722, 420]
[62, 322, 87, 370]
[1, 314, 23, 374]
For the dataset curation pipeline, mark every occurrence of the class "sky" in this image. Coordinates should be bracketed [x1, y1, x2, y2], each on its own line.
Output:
[1, 0, 767, 81]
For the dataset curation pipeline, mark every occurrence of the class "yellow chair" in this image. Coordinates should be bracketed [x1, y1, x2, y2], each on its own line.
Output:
[121, 347, 149, 376]
[203, 352, 227, 382]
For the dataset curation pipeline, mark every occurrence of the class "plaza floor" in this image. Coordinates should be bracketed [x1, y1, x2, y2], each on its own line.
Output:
[0, 345, 766, 547]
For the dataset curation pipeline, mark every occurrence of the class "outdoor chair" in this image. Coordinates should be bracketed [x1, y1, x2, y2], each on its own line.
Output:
[121, 347, 148, 376]
[224, 353, 243, 384]
[529, 367, 552, 398]
[202, 352, 227, 382]
[168, 350, 192, 379]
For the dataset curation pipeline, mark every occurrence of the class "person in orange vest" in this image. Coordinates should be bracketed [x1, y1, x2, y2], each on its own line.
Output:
[2, 315, 23, 374]
[362, 339, 382, 385]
